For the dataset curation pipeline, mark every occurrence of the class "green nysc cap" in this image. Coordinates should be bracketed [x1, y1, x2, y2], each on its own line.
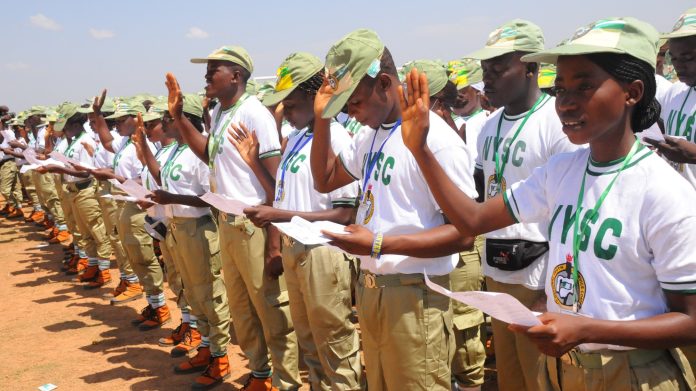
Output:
[447, 58, 483, 90]
[81, 97, 116, 114]
[54, 103, 91, 132]
[402, 60, 448, 96]
[104, 99, 147, 120]
[468, 19, 545, 60]
[263, 52, 324, 107]
[27, 105, 49, 117]
[522, 17, 659, 69]
[662, 8, 696, 39]
[142, 99, 168, 122]
[190, 45, 254, 73]
[322, 29, 385, 119]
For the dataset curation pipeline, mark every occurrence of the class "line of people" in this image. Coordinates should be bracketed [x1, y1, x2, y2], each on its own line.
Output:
[1, 8, 696, 391]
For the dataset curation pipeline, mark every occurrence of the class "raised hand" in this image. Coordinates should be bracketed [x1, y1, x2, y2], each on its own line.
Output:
[92, 89, 107, 115]
[227, 122, 259, 167]
[165, 73, 184, 120]
[313, 77, 334, 118]
[132, 113, 147, 163]
[399, 68, 431, 154]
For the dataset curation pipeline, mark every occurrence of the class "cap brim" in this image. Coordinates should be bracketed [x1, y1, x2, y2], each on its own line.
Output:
[54, 119, 67, 132]
[104, 112, 129, 120]
[77, 107, 93, 114]
[190, 58, 210, 64]
[662, 30, 696, 39]
[466, 47, 516, 61]
[262, 87, 295, 107]
[142, 113, 162, 122]
[321, 81, 361, 119]
[521, 44, 624, 64]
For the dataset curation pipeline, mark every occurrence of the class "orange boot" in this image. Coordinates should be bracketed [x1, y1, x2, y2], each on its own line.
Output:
[174, 346, 211, 374]
[49, 230, 71, 244]
[139, 304, 171, 331]
[7, 206, 23, 219]
[158, 321, 188, 347]
[192, 354, 231, 390]
[103, 278, 127, 299]
[110, 281, 144, 305]
[240, 375, 277, 391]
[66, 258, 88, 275]
[76, 265, 99, 282]
[170, 326, 202, 358]
[131, 305, 155, 326]
[85, 269, 111, 289]
[61, 253, 79, 272]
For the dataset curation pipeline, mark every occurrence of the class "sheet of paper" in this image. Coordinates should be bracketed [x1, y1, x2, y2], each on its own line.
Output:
[110, 179, 153, 201]
[638, 125, 665, 143]
[100, 194, 138, 202]
[425, 273, 541, 327]
[49, 151, 95, 170]
[272, 216, 348, 246]
[20, 164, 39, 174]
[23, 149, 61, 167]
[200, 192, 250, 215]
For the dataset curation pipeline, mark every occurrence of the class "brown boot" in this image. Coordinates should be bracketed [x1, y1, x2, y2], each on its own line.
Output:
[173, 346, 211, 374]
[139, 304, 171, 331]
[192, 354, 231, 390]
[158, 321, 188, 347]
[131, 305, 155, 326]
[103, 278, 127, 299]
[110, 281, 144, 305]
[61, 253, 79, 272]
[44, 226, 58, 240]
[170, 326, 202, 357]
[76, 265, 99, 282]
[240, 375, 277, 391]
[66, 258, 88, 275]
[85, 269, 111, 289]
[30, 210, 45, 224]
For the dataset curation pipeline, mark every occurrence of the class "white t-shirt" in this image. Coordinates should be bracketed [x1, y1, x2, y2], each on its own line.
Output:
[459, 109, 489, 163]
[655, 74, 673, 106]
[0, 129, 16, 161]
[162, 144, 211, 219]
[94, 130, 122, 169]
[112, 136, 154, 180]
[339, 111, 477, 275]
[30, 125, 47, 151]
[660, 82, 696, 190]
[62, 132, 95, 183]
[141, 142, 178, 219]
[475, 94, 580, 289]
[274, 122, 358, 213]
[505, 145, 696, 351]
[208, 95, 281, 205]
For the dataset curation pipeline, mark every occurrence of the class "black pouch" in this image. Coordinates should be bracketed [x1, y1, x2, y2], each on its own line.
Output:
[485, 239, 549, 271]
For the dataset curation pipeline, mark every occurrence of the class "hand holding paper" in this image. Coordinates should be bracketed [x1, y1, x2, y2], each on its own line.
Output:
[272, 216, 348, 246]
[200, 192, 250, 215]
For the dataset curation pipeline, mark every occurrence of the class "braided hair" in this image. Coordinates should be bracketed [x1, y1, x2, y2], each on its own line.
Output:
[585, 53, 660, 132]
[297, 70, 325, 96]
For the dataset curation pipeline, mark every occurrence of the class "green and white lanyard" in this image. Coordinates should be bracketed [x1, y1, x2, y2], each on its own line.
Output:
[64, 131, 85, 158]
[208, 93, 249, 171]
[493, 94, 548, 184]
[112, 138, 133, 170]
[161, 143, 189, 191]
[571, 138, 640, 312]
[143, 142, 177, 190]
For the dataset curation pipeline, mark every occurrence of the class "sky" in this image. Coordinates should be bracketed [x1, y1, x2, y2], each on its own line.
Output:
[1, 0, 691, 111]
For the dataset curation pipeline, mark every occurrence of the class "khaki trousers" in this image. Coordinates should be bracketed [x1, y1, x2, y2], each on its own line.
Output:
[218, 214, 300, 390]
[486, 277, 545, 391]
[66, 180, 110, 259]
[20, 169, 40, 207]
[540, 348, 695, 391]
[357, 271, 454, 390]
[117, 201, 162, 296]
[54, 175, 80, 241]
[282, 239, 362, 391]
[0, 160, 22, 206]
[33, 170, 65, 225]
[96, 181, 132, 276]
[450, 235, 486, 387]
[166, 215, 229, 355]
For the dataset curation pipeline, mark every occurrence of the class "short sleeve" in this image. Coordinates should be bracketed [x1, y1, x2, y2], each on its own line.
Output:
[241, 103, 281, 160]
[427, 145, 478, 209]
[338, 132, 364, 181]
[328, 122, 359, 205]
[504, 163, 551, 224]
[196, 159, 211, 193]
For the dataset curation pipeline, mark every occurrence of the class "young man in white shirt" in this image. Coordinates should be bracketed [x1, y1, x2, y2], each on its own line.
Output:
[310, 29, 477, 390]
[0, 115, 24, 218]
[168, 45, 300, 390]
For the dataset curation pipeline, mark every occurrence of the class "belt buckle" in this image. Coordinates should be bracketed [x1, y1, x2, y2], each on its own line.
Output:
[364, 273, 377, 289]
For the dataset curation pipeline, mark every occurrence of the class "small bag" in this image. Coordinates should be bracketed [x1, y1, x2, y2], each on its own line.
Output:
[144, 215, 167, 242]
[485, 238, 549, 271]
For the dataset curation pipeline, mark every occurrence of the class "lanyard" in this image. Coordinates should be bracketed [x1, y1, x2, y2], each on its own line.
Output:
[65, 132, 84, 157]
[571, 138, 640, 312]
[162, 143, 189, 191]
[208, 93, 249, 170]
[275, 129, 313, 202]
[672, 88, 693, 136]
[493, 94, 547, 183]
[361, 120, 401, 201]
[463, 108, 483, 122]
[113, 138, 132, 169]
[142, 142, 177, 190]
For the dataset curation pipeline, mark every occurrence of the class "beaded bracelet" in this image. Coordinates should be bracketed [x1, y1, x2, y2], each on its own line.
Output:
[371, 232, 384, 259]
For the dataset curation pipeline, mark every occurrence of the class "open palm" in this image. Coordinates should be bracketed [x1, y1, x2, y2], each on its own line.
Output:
[399, 68, 431, 153]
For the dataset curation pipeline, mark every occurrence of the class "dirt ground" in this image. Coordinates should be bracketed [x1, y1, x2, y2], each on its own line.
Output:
[0, 205, 498, 391]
